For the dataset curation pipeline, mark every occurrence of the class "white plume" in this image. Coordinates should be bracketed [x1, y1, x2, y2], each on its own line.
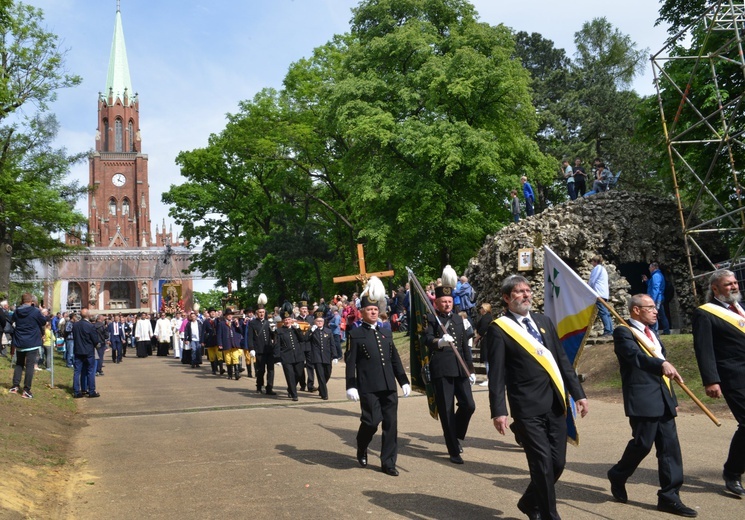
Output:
[442, 265, 458, 288]
[362, 276, 386, 302]
[193, 303, 201, 312]
[257, 293, 268, 306]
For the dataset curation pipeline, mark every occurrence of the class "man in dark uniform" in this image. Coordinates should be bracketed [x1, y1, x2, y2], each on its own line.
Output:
[247, 295, 277, 395]
[485, 275, 588, 520]
[307, 310, 334, 400]
[693, 269, 745, 498]
[422, 265, 476, 464]
[296, 295, 315, 392]
[346, 276, 410, 476]
[608, 294, 696, 517]
[72, 308, 100, 398]
[276, 309, 306, 401]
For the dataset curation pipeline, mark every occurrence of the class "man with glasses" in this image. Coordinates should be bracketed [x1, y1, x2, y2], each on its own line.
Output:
[607, 294, 696, 517]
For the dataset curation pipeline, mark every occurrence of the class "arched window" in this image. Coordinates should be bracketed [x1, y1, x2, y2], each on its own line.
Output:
[103, 119, 110, 151]
[122, 198, 130, 215]
[115, 118, 123, 152]
[109, 198, 117, 215]
[128, 120, 135, 151]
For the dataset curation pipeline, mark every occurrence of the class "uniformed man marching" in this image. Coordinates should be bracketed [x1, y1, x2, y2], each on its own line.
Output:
[247, 294, 277, 395]
[217, 308, 243, 380]
[346, 276, 410, 476]
[276, 304, 306, 401]
[306, 310, 334, 400]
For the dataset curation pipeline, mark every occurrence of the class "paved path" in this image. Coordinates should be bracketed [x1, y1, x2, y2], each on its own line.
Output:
[63, 355, 744, 519]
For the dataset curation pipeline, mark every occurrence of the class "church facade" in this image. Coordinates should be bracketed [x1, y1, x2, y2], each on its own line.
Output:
[42, 6, 195, 315]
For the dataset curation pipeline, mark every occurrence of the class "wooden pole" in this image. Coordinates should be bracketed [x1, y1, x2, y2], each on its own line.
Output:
[598, 298, 721, 427]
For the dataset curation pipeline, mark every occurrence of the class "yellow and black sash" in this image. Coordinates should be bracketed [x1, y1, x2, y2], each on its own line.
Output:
[699, 303, 745, 335]
[495, 316, 566, 411]
[624, 325, 671, 395]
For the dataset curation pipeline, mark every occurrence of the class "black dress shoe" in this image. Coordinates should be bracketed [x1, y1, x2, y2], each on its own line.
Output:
[88, 392, 101, 398]
[657, 500, 698, 517]
[457, 442, 463, 454]
[517, 498, 540, 520]
[291, 396, 298, 402]
[607, 470, 628, 503]
[382, 466, 399, 476]
[449, 454, 464, 464]
[265, 389, 277, 396]
[724, 474, 745, 498]
[73, 393, 84, 399]
[357, 449, 368, 468]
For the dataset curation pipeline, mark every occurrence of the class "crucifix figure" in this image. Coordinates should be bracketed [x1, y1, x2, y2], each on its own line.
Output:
[333, 244, 394, 285]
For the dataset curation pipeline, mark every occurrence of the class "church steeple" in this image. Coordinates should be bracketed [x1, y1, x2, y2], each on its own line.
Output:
[103, 1, 135, 107]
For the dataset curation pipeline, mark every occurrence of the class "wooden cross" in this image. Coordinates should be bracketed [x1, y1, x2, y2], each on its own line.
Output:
[333, 244, 394, 285]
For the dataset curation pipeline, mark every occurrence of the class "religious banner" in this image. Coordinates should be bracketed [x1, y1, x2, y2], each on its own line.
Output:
[159, 280, 184, 314]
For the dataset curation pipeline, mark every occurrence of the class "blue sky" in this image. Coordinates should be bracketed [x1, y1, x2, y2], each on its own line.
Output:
[26, 0, 669, 288]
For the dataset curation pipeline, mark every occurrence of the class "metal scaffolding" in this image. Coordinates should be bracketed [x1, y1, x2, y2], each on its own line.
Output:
[652, 0, 745, 298]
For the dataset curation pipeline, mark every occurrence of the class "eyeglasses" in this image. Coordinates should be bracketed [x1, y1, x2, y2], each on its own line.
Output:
[636, 305, 657, 310]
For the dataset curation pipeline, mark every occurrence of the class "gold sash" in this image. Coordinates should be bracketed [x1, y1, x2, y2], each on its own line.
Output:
[700, 303, 745, 334]
[624, 325, 671, 394]
[495, 316, 566, 411]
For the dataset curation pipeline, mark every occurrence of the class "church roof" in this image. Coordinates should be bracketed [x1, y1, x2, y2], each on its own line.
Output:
[103, 6, 134, 106]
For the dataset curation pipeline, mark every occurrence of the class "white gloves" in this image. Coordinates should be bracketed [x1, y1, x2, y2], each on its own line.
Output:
[311, 325, 317, 332]
[292, 322, 299, 329]
[438, 334, 455, 348]
[249, 350, 256, 358]
[402, 384, 411, 397]
[269, 322, 276, 331]
[469, 373, 476, 385]
[332, 358, 338, 365]
[347, 388, 360, 402]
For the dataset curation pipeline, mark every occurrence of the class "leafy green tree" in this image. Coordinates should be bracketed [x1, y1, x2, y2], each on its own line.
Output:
[0, 2, 85, 297]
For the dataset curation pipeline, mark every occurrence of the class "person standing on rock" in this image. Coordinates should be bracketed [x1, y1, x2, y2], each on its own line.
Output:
[607, 294, 697, 517]
[521, 176, 535, 216]
[589, 255, 613, 337]
[484, 274, 588, 520]
[692, 269, 745, 499]
[346, 276, 410, 476]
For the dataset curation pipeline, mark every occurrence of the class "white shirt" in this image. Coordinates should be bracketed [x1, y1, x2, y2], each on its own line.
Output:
[589, 264, 609, 299]
[189, 321, 200, 341]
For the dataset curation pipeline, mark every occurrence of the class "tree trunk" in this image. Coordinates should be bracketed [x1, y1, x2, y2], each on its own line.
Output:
[0, 239, 11, 299]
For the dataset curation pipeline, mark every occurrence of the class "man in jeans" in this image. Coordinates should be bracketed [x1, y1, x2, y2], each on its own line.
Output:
[589, 255, 614, 337]
[9, 293, 47, 399]
[64, 314, 77, 367]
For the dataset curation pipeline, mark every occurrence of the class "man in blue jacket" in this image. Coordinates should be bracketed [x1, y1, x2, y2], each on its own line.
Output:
[644, 262, 670, 335]
[9, 293, 47, 399]
[72, 308, 101, 398]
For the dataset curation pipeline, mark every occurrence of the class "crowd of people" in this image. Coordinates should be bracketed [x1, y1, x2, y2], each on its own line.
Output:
[4, 263, 745, 519]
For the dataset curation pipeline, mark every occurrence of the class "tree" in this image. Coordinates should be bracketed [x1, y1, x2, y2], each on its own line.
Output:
[0, 2, 84, 298]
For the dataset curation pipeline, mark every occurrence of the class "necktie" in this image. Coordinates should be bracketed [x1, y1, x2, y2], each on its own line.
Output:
[729, 304, 744, 318]
[522, 318, 544, 345]
[644, 326, 654, 341]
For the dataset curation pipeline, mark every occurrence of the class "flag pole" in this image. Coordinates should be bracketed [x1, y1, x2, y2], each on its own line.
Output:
[598, 298, 721, 427]
[406, 267, 472, 376]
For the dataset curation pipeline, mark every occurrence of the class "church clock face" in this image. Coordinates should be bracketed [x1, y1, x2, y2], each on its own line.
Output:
[112, 173, 126, 187]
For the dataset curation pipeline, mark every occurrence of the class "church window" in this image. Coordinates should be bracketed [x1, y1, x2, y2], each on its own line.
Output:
[103, 119, 110, 151]
[109, 198, 117, 215]
[128, 120, 135, 151]
[115, 118, 123, 152]
[122, 198, 130, 215]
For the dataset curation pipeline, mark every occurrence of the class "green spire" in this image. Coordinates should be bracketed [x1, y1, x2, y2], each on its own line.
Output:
[103, 4, 134, 106]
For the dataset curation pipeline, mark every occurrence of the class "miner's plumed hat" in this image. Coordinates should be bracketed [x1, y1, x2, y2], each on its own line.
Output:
[281, 300, 294, 319]
[360, 276, 385, 308]
[257, 293, 268, 310]
[435, 265, 458, 299]
[299, 291, 309, 308]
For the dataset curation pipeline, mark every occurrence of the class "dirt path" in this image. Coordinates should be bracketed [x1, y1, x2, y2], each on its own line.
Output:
[54, 355, 744, 519]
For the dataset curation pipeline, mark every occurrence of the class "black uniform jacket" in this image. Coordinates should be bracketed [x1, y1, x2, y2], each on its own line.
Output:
[485, 312, 585, 419]
[693, 300, 745, 390]
[247, 318, 274, 355]
[613, 325, 677, 418]
[421, 311, 474, 378]
[276, 326, 306, 364]
[306, 326, 334, 364]
[346, 324, 409, 393]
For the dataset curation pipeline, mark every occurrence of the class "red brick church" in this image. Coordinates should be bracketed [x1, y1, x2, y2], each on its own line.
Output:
[41, 5, 195, 315]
